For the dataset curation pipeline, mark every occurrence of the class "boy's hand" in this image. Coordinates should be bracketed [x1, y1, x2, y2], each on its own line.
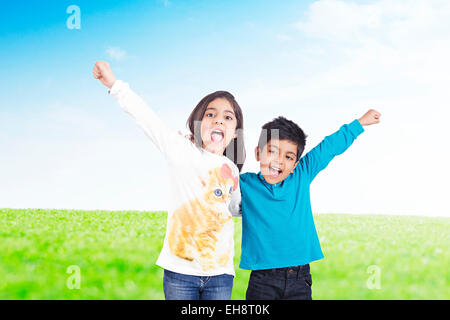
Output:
[358, 109, 381, 126]
[93, 61, 117, 89]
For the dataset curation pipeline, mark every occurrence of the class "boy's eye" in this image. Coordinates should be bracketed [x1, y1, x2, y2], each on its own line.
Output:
[214, 189, 223, 197]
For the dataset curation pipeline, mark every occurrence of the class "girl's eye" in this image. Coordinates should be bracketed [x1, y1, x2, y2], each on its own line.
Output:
[214, 189, 223, 197]
[225, 116, 233, 120]
[206, 113, 214, 118]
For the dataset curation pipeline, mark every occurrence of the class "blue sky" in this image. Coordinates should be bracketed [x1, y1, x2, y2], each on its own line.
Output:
[1, 0, 450, 216]
[0, 0, 309, 104]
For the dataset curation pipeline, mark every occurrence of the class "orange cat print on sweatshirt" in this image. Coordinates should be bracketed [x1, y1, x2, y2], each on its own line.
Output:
[168, 163, 238, 272]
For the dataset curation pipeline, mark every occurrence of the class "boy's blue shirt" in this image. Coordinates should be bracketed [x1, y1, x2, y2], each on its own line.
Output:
[239, 119, 365, 270]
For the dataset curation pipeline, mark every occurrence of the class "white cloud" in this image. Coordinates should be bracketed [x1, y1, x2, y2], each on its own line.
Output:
[294, 0, 382, 42]
[288, 0, 450, 108]
[295, 0, 450, 46]
[106, 46, 127, 62]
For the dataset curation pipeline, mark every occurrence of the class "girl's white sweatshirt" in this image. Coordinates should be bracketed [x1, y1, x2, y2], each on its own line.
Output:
[110, 80, 241, 276]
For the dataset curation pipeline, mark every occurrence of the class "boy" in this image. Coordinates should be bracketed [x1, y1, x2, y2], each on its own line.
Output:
[239, 109, 381, 300]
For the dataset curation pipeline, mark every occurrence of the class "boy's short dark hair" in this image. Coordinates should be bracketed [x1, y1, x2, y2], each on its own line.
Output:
[258, 116, 307, 161]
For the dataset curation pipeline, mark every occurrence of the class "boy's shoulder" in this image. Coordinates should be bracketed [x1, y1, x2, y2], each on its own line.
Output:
[239, 171, 256, 178]
[239, 171, 259, 182]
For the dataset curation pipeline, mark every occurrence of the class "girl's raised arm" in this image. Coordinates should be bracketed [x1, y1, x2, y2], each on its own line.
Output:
[93, 61, 193, 162]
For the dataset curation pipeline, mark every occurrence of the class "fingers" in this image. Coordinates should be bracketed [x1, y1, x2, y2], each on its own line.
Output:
[374, 113, 381, 123]
[93, 64, 101, 79]
[92, 61, 110, 79]
[368, 109, 381, 120]
[92, 70, 100, 79]
[95, 61, 110, 72]
[360, 109, 381, 126]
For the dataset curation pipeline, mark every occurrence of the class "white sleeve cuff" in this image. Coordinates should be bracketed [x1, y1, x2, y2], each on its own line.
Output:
[108, 80, 127, 96]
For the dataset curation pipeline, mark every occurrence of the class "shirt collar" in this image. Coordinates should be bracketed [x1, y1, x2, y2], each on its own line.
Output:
[257, 171, 284, 188]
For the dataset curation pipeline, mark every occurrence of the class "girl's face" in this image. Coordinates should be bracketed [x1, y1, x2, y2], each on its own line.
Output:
[200, 98, 238, 155]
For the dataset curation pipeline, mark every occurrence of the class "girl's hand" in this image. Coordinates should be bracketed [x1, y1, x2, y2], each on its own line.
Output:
[358, 109, 381, 126]
[93, 61, 117, 89]
[178, 130, 195, 143]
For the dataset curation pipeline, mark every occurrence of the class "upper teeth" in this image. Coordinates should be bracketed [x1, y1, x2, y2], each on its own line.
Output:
[212, 130, 223, 135]
[271, 166, 281, 171]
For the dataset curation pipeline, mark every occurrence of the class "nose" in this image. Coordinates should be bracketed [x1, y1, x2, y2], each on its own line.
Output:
[215, 118, 224, 125]
[275, 155, 284, 166]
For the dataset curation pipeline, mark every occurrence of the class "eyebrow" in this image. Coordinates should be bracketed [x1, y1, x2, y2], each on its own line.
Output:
[205, 107, 235, 115]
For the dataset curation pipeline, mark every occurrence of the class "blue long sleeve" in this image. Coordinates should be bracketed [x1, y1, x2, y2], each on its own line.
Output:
[300, 119, 364, 182]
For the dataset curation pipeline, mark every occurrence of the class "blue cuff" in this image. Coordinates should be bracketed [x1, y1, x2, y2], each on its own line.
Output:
[349, 119, 364, 137]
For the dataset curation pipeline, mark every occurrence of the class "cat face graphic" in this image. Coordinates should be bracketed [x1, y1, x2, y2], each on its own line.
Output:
[213, 186, 233, 198]
[211, 184, 233, 202]
[202, 164, 238, 205]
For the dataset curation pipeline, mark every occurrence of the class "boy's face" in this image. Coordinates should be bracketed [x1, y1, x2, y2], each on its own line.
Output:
[256, 139, 299, 185]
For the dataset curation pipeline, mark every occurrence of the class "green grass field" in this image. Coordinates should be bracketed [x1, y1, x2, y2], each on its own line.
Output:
[0, 208, 448, 299]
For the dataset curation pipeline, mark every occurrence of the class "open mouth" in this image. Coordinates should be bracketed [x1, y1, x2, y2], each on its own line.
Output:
[268, 166, 282, 178]
[210, 129, 224, 143]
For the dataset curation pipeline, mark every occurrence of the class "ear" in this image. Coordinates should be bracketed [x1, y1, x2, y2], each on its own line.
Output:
[254, 146, 261, 162]
[290, 160, 300, 173]
[221, 163, 233, 179]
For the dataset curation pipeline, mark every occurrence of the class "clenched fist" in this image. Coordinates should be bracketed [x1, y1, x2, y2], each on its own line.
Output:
[93, 61, 117, 89]
[358, 109, 381, 126]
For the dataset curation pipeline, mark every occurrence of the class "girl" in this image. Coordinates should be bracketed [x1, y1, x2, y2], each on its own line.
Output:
[92, 61, 245, 300]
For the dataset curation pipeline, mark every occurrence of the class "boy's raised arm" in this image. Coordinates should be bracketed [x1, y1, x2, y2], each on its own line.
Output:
[301, 109, 381, 182]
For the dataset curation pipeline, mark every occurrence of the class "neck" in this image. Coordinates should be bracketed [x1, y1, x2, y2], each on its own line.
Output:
[203, 143, 225, 155]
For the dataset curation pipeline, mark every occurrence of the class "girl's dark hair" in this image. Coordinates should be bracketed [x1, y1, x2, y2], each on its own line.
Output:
[187, 91, 246, 172]
[258, 116, 307, 161]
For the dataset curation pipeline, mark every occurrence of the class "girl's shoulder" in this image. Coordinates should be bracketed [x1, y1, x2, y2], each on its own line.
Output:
[204, 151, 240, 178]
[220, 154, 240, 175]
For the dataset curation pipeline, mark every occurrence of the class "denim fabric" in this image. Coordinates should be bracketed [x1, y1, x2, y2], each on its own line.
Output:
[246, 264, 312, 300]
[163, 269, 234, 300]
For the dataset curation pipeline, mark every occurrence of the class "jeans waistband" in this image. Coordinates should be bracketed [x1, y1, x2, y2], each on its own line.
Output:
[254, 264, 310, 279]
[269, 264, 309, 272]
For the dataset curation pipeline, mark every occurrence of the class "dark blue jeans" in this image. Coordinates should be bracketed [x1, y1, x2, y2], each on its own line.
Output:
[163, 269, 234, 300]
[246, 264, 312, 300]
